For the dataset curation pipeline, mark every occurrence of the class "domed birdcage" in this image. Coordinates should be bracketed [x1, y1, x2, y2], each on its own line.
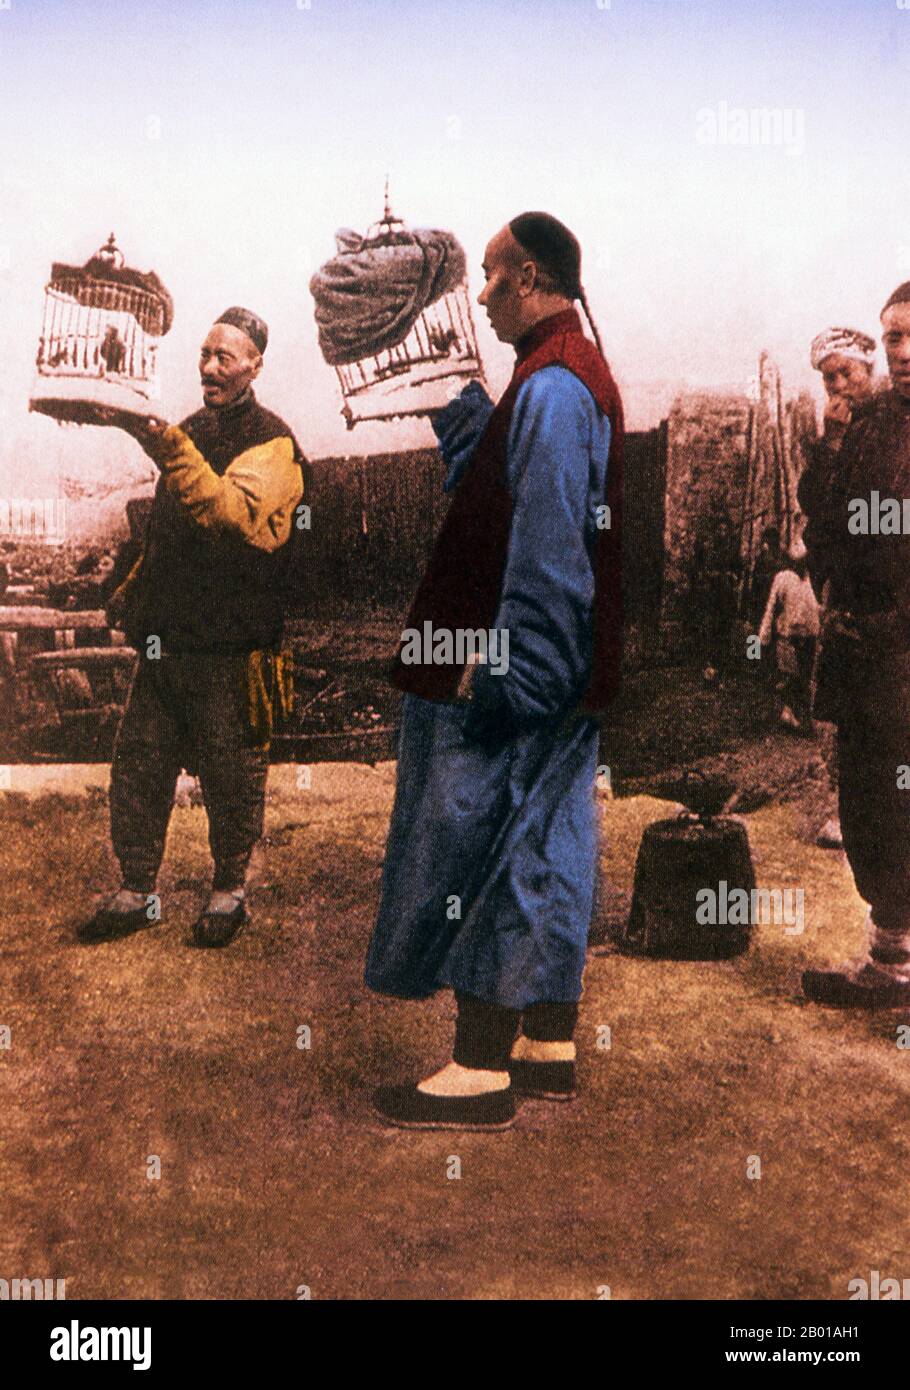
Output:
[30, 233, 174, 425]
[310, 184, 486, 429]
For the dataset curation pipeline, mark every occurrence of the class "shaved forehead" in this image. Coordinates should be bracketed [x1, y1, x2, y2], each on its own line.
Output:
[202, 321, 260, 359]
[483, 225, 523, 270]
[883, 302, 910, 332]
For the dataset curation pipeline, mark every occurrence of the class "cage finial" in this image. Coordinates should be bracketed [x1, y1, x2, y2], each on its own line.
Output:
[97, 233, 123, 268]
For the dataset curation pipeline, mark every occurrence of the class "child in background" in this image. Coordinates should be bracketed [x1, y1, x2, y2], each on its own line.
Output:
[759, 538, 820, 732]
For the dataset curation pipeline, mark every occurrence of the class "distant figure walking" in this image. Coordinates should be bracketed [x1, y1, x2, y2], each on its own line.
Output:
[758, 539, 819, 732]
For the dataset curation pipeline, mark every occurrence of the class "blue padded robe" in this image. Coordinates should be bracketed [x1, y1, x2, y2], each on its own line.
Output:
[365, 366, 612, 1009]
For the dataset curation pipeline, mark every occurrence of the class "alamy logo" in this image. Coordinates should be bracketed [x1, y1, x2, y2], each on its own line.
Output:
[847, 492, 910, 535]
[399, 622, 509, 675]
[695, 101, 805, 156]
[0, 1277, 65, 1299]
[695, 880, 804, 934]
[50, 1321, 151, 1371]
[0, 497, 67, 541]
[848, 1270, 910, 1299]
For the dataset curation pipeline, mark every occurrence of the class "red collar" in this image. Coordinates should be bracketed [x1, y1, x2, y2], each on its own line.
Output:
[514, 308, 583, 365]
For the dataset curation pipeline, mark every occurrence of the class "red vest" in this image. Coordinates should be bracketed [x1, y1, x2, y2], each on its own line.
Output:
[391, 307, 624, 713]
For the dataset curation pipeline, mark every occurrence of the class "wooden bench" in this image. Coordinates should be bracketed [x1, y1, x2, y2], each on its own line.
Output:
[0, 607, 132, 758]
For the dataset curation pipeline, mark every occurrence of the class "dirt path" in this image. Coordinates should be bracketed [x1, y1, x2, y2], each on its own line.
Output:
[1, 751, 907, 1300]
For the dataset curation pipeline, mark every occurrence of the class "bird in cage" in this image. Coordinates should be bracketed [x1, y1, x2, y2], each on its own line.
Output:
[29, 233, 174, 427]
[427, 324, 459, 356]
[99, 324, 128, 376]
[309, 185, 486, 429]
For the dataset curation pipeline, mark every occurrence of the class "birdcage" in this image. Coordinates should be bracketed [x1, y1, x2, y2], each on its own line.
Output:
[30, 233, 174, 425]
[310, 187, 485, 429]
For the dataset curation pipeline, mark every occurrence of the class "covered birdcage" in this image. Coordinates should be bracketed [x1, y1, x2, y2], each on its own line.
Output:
[30, 233, 174, 425]
[310, 186, 485, 429]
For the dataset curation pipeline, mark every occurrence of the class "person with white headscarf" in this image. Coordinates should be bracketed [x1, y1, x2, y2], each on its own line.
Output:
[801, 284, 910, 1006]
[808, 326, 878, 454]
[799, 327, 878, 845]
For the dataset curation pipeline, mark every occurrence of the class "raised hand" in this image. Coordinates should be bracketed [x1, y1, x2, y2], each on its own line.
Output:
[90, 406, 171, 459]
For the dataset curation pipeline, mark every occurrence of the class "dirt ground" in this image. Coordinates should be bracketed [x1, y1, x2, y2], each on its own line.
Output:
[2, 732, 909, 1301]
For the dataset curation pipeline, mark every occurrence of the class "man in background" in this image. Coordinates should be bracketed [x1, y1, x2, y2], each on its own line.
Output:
[802, 291, 910, 1006]
[799, 327, 877, 849]
[800, 327, 877, 598]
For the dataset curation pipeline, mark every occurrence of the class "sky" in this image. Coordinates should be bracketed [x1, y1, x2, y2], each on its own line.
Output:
[1, 0, 910, 498]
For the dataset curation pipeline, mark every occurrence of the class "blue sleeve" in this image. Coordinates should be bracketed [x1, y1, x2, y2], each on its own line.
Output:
[431, 381, 496, 492]
[467, 366, 610, 734]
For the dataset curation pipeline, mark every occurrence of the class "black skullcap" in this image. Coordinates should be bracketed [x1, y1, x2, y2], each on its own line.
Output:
[215, 306, 268, 355]
[509, 212, 582, 298]
[882, 282, 910, 317]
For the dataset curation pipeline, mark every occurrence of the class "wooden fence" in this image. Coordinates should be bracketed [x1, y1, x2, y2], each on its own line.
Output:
[294, 448, 451, 613]
[295, 434, 666, 619]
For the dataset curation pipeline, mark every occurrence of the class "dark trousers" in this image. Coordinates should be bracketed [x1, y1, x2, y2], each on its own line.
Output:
[110, 653, 269, 894]
[453, 993, 580, 1069]
[838, 707, 910, 960]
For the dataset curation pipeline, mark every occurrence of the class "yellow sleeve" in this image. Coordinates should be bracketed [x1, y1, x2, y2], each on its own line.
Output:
[155, 426, 304, 552]
[106, 554, 144, 621]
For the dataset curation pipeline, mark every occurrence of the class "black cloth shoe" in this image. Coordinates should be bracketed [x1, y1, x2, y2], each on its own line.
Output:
[509, 1058, 577, 1101]
[802, 964, 910, 1009]
[374, 1082, 515, 1131]
[77, 905, 157, 944]
[191, 901, 247, 949]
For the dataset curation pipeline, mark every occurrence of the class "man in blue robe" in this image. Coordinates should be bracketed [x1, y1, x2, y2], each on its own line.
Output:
[365, 212, 624, 1129]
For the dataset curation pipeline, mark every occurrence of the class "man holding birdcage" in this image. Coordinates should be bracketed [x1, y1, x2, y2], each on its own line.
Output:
[365, 213, 624, 1130]
[77, 307, 306, 950]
